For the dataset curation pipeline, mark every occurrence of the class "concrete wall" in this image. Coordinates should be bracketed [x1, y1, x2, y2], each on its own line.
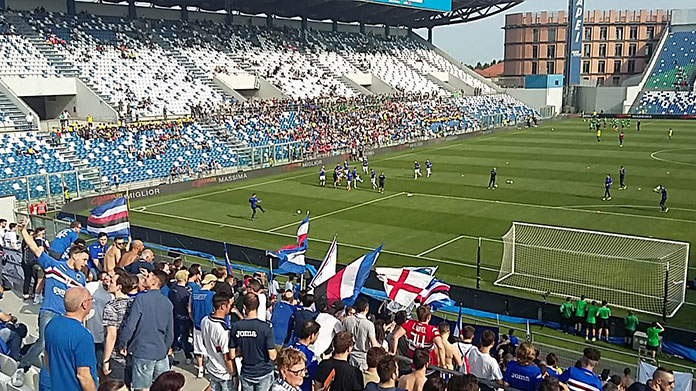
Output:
[237, 76, 287, 100]
[506, 87, 563, 115]
[671, 9, 696, 25]
[346, 72, 372, 86]
[73, 78, 118, 121]
[576, 86, 628, 114]
[2, 77, 76, 97]
[212, 75, 248, 102]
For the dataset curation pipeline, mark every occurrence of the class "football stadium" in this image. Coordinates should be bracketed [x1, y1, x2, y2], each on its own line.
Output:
[0, 0, 694, 390]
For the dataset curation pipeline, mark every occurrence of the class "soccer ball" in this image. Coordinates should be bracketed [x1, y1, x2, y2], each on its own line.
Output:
[506, 179, 514, 184]
[296, 209, 302, 214]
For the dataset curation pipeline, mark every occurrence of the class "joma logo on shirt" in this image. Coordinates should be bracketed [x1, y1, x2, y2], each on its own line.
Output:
[510, 374, 530, 382]
[236, 330, 258, 338]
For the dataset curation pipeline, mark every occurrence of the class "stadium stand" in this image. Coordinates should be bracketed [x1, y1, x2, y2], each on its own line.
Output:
[632, 30, 696, 114]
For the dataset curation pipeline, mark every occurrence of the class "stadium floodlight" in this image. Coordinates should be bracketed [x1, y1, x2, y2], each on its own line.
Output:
[494, 222, 689, 318]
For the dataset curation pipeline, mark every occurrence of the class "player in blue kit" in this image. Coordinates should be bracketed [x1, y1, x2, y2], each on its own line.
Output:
[362, 156, 369, 174]
[48, 220, 81, 260]
[343, 161, 350, 177]
[352, 167, 362, 189]
[333, 166, 341, 189]
[370, 169, 377, 189]
[346, 169, 353, 191]
[425, 160, 432, 177]
[659, 186, 668, 212]
[319, 166, 326, 187]
[603, 174, 613, 201]
[414, 161, 422, 180]
[249, 193, 265, 220]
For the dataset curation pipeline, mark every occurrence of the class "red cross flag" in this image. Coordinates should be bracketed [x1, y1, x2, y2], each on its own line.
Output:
[376, 267, 434, 308]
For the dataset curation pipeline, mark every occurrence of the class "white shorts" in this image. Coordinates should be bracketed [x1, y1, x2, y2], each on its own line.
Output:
[319, 175, 325, 181]
[415, 169, 421, 175]
[427, 168, 431, 174]
[193, 329, 206, 355]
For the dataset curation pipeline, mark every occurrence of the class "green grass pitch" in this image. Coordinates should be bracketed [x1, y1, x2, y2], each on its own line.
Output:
[127, 119, 696, 330]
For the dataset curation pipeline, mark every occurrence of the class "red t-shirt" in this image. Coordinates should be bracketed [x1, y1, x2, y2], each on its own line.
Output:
[402, 319, 440, 358]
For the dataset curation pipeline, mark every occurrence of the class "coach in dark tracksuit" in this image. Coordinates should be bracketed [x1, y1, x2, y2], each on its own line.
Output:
[488, 168, 497, 189]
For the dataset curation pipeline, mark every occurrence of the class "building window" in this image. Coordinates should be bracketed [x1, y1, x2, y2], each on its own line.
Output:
[531, 61, 538, 74]
[645, 43, 652, 56]
[647, 26, 654, 40]
[584, 44, 591, 56]
[628, 59, 636, 73]
[599, 44, 607, 57]
[546, 61, 555, 74]
[613, 76, 621, 85]
[533, 28, 539, 42]
[630, 26, 638, 40]
[532, 45, 538, 58]
[614, 60, 622, 73]
[600, 26, 608, 40]
[629, 43, 637, 56]
[548, 27, 556, 42]
[597, 77, 605, 86]
[547, 45, 555, 59]
[614, 43, 623, 57]
[598, 60, 606, 73]
[584, 27, 592, 40]
[583, 60, 591, 74]
[615, 27, 624, 40]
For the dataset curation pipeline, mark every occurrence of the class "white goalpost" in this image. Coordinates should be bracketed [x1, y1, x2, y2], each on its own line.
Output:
[494, 222, 689, 318]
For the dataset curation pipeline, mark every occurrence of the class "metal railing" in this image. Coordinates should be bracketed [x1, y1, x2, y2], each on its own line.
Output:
[0, 167, 102, 206]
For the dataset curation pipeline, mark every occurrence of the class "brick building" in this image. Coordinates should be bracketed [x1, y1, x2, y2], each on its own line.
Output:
[501, 10, 670, 87]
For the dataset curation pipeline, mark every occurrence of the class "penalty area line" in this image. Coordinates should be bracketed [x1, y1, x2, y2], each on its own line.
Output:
[129, 208, 499, 273]
[417, 235, 466, 257]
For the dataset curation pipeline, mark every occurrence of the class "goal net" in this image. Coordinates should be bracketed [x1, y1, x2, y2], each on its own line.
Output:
[494, 222, 689, 318]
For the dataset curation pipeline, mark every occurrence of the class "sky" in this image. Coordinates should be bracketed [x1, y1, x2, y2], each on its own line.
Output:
[415, 0, 693, 65]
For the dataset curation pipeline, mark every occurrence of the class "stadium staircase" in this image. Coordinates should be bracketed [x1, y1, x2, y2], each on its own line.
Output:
[5, 13, 79, 78]
[151, 34, 230, 103]
[304, 51, 363, 96]
[0, 91, 33, 130]
[198, 121, 251, 166]
[37, 130, 103, 193]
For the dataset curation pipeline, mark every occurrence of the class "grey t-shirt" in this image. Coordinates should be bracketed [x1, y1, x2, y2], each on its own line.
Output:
[344, 313, 375, 369]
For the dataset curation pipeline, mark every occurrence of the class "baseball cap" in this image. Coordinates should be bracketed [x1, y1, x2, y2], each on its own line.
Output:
[201, 274, 217, 285]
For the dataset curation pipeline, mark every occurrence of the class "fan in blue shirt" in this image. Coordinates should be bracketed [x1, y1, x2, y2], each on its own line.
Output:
[45, 303, 98, 391]
[503, 343, 543, 391]
[191, 289, 215, 330]
[48, 221, 81, 260]
[86, 233, 108, 277]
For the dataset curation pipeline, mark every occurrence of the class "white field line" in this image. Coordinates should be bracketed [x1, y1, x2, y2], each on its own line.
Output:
[268, 192, 404, 232]
[130, 208, 498, 272]
[561, 204, 696, 214]
[417, 235, 466, 257]
[414, 193, 696, 225]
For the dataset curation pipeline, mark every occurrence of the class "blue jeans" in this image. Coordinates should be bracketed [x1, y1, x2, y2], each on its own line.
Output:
[0, 327, 22, 360]
[20, 310, 59, 369]
[132, 356, 170, 390]
[172, 318, 193, 359]
[240, 372, 274, 391]
[208, 374, 236, 391]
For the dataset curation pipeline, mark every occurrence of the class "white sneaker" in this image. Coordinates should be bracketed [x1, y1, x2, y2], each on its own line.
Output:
[11, 368, 25, 387]
[197, 367, 204, 378]
[33, 294, 43, 305]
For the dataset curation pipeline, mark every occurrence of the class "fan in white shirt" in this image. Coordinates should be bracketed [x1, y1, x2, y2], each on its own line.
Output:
[465, 330, 503, 384]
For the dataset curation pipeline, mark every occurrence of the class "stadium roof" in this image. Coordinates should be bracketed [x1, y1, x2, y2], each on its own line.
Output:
[110, 0, 524, 28]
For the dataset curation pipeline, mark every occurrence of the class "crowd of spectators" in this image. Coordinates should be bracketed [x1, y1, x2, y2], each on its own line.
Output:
[0, 216, 676, 391]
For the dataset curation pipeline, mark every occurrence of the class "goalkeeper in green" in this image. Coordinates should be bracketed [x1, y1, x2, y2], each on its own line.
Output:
[559, 297, 574, 334]
[597, 300, 612, 342]
[585, 301, 598, 341]
[574, 295, 587, 335]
